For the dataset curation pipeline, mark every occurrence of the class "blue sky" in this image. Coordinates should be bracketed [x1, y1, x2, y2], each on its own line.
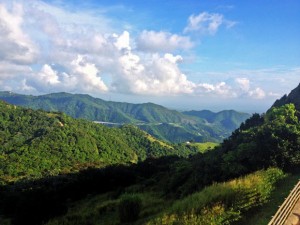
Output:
[0, 0, 299, 112]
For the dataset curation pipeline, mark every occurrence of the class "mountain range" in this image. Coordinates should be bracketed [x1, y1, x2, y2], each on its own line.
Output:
[0, 91, 250, 143]
[1, 83, 300, 225]
[0, 100, 197, 184]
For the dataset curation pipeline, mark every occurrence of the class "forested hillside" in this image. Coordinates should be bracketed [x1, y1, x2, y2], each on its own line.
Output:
[272, 83, 300, 110]
[0, 100, 195, 184]
[0, 92, 250, 143]
[183, 109, 250, 131]
[2, 102, 298, 225]
[2, 84, 300, 225]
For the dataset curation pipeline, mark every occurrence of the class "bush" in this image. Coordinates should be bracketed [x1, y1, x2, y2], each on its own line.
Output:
[118, 193, 142, 223]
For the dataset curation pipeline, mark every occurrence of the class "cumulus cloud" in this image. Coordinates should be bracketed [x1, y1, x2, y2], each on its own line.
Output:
[234, 78, 268, 99]
[194, 82, 235, 98]
[0, 1, 276, 102]
[70, 55, 108, 92]
[113, 31, 131, 51]
[111, 33, 195, 95]
[248, 88, 266, 99]
[0, 3, 38, 64]
[38, 64, 60, 85]
[25, 56, 108, 93]
[235, 78, 250, 92]
[136, 30, 193, 52]
[184, 11, 236, 35]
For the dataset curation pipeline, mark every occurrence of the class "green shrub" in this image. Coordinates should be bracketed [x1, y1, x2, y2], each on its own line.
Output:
[118, 193, 142, 223]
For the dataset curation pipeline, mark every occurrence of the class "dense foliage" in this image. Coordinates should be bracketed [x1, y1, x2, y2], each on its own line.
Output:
[0, 91, 250, 143]
[161, 103, 300, 197]
[183, 109, 250, 131]
[1, 84, 300, 225]
[0, 101, 195, 184]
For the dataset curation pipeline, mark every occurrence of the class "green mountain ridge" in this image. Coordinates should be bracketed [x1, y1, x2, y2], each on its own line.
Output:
[1, 84, 300, 225]
[0, 100, 196, 184]
[0, 91, 250, 143]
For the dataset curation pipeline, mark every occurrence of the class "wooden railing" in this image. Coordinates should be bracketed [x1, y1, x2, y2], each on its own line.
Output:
[268, 180, 300, 225]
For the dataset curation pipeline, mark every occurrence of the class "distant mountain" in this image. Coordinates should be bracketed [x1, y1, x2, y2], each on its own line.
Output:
[272, 83, 300, 111]
[0, 92, 188, 123]
[0, 91, 250, 143]
[182, 110, 251, 130]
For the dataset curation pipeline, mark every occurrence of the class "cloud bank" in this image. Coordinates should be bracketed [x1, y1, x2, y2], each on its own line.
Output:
[0, 1, 291, 102]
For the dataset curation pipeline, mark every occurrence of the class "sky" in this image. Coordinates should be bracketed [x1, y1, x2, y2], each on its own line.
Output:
[0, 0, 299, 112]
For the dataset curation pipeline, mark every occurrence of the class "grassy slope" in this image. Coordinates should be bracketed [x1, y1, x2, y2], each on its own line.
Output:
[188, 142, 219, 153]
[45, 168, 285, 225]
[236, 171, 300, 225]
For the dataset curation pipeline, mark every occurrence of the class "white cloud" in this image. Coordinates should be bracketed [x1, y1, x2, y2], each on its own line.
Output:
[184, 11, 236, 35]
[38, 64, 60, 85]
[112, 43, 195, 95]
[0, 2, 38, 64]
[0, 61, 32, 78]
[0, 1, 295, 106]
[195, 82, 235, 98]
[248, 88, 266, 99]
[136, 30, 193, 52]
[69, 55, 109, 92]
[25, 56, 108, 93]
[113, 31, 131, 51]
[268, 92, 281, 97]
[235, 77, 250, 92]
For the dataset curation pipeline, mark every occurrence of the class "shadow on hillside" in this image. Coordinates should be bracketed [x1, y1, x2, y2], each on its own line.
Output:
[0, 156, 181, 225]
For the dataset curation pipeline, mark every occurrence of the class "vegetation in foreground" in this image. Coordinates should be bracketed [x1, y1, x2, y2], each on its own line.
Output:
[236, 170, 300, 225]
[45, 168, 285, 225]
[1, 83, 300, 225]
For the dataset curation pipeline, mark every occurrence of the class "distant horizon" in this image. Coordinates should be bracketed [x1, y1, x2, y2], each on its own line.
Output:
[0, 89, 283, 114]
[0, 1, 299, 113]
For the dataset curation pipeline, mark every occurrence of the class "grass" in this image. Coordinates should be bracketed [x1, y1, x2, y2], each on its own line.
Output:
[46, 168, 287, 225]
[144, 132, 173, 149]
[235, 171, 300, 225]
[188, 142, 219, 153]
[146, 168, 285, 225]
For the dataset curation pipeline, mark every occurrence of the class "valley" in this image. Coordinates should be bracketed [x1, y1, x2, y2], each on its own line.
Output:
[0, 83, 300, 225]
[0, 92, 250, 143]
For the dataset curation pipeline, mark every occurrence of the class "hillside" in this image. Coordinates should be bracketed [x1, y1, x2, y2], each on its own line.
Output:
[272, 83, 300, 110]
[0, 92, 250, 143]
[0, 101, 196, 184]
[183, 109, 250, 131]
[1, 83, 300, 224]
[3, 99, 296, 224]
